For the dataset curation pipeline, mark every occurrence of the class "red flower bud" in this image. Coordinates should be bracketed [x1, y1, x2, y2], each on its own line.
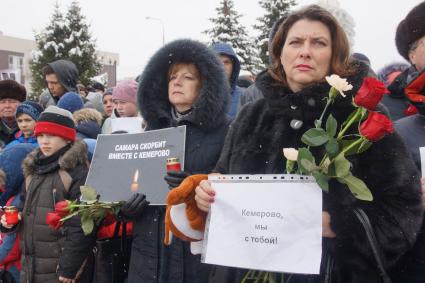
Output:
[54, 200, 71, 217]
[46, 212, 63, 230]
[354, 77, 388, 110]
[360, 111, 394, 142]
[404, 105, 418, 116]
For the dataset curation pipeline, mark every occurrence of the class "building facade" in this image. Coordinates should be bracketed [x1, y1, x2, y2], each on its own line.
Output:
[0, 32, 119, 94]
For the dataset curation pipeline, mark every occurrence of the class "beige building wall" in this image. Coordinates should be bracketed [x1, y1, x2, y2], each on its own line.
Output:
[0, 32, 119, 94]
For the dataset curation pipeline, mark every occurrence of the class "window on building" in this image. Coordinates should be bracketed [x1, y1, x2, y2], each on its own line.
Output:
[8, 55, 24, 70]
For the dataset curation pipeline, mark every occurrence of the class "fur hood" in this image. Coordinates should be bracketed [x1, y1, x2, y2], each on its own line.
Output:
[23, 140, 88, 177]
[137, 39, 230, 131]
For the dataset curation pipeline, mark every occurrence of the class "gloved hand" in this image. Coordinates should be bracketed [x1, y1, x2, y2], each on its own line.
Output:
[164, 170, 191, 189]
[120, 193, 149, 218]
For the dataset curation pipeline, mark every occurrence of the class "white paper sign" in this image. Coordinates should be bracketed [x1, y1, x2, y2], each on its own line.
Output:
[420, 147, 425, 177]
[202, 174, 322, 274]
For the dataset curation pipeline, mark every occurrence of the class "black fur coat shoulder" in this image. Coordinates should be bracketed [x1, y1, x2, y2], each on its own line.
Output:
[214, 64, 423, 282]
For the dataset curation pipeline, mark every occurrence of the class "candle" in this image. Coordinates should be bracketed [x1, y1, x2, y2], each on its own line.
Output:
[4, 206, 19, 225]
[130, 169, 139, 192]
[166, 157, 181, 171]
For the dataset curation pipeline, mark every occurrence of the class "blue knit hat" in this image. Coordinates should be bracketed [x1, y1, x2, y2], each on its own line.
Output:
[57, 91, 84, 113]
[15, 101, 44, 121]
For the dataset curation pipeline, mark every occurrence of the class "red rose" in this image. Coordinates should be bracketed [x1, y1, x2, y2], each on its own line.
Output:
[46, 212, 63, 230]
[54, 200, 71, 217]
[404, 104, 418, 116]
[354, 77, 389, 110]
[360, 111, 394, 142]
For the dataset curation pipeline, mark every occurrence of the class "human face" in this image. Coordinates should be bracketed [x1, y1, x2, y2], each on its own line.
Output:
[0, 98, 20, 120]
[37, 134, 69, 157]
[45, 73, 66, 97]
[113, 99, 138, 117]
[17, 113, 36, 138]
[409, 35, 425, 72]
[103, 94, 113, 117]
[219, 55, 234, 81]
[168, 64, 202, 112]
[280, 19, 332, 92]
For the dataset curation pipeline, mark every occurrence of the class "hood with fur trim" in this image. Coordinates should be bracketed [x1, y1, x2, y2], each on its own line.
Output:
[138, 39, 230, 131]
[23, 140, 88, 177]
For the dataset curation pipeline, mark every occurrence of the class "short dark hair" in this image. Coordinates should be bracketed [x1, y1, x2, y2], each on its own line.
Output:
[42, 65, 55, 76]
[269, 5, 355, 86]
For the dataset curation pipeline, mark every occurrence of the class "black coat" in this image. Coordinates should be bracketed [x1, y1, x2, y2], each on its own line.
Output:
[211, 65, 423, 283]
[21, 141, 94, 283]
[128, 39, 230, 283]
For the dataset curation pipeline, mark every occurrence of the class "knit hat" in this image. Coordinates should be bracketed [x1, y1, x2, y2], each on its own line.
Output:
[92, 82, 105, 92]
[103, 87, 114, 99]
[395, 1, 425, 61]
[57, 91, 84, 113]
[0, 79, 27, 102]
[15, 101, 44, 121]
[112, 80, 138, 104]
[34, 106, 76, 141]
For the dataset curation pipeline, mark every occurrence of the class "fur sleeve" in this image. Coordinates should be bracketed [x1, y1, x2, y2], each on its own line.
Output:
[327, 132, 423, 273]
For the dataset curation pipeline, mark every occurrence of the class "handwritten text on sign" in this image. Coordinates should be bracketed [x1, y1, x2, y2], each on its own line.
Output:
[202, 175, 322, 274]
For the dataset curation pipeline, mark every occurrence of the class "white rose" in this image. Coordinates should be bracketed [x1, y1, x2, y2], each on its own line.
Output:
[325, 74, 353, 97]
[283, 148, 298, 161]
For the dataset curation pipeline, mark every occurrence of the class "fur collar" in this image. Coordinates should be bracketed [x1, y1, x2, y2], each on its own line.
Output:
[138, 39, 230, 131]
[255, 61, 369, 125]
[23, 140, 87, 177]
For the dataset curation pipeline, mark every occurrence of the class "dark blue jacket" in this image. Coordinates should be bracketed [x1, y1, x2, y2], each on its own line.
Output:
[212, 42, 242, 119]
[0, 143, 37, 206]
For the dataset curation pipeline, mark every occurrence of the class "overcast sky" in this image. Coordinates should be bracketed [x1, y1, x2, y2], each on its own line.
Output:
[0, 0, 420, 80]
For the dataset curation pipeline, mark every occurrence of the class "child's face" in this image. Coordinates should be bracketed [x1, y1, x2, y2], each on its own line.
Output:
[37, 134, 69, 157]
[113, 99, 138, 117]
[17, 113, 36, 138]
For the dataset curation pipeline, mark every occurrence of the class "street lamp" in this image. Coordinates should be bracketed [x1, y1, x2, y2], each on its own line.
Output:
[146, 16, 165, 46]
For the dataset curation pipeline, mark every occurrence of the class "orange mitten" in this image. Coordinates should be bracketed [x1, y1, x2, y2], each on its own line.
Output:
[164, 174, 208, 246]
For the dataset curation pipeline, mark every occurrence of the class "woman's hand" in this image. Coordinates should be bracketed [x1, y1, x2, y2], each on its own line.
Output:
[322, 211, 336, 238]
[195, 179, 216, 212]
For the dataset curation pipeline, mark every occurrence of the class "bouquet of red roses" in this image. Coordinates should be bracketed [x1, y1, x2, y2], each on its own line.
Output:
[46, 186, 124, 235]
[283, 75, 392, 201]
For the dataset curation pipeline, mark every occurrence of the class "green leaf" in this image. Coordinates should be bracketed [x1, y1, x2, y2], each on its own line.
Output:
[325, 138, 340, 157]
[326, 114, 337, 137]
[312, 171, 329, 192]
[81, 214, 94, 235]
[341, 139, 372, 156]
[301, 128, 329, 147]
[300, 159, 315, 172]
[314, 119, 322, 128]
[297, 148, 316, 174]
[338, 174, 373, 201]
[334, 154, 351, 178]
[357, 139, 373, 154]
[80, 186, 98, 202]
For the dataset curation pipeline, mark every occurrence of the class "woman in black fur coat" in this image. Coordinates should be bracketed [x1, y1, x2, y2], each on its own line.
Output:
[127, 39, 230, 283]
[195, 5, 423, 283]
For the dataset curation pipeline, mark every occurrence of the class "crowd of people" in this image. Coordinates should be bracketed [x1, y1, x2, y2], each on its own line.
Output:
[0, 1, 424, 283]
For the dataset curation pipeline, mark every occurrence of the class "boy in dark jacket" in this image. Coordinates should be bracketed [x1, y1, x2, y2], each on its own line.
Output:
[1, 106, 94, 283]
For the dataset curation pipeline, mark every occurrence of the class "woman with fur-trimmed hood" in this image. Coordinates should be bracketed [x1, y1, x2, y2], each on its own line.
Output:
[125, 39, 230, 283]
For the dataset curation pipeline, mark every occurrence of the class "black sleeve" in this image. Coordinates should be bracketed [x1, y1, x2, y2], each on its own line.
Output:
[57, 166, 97, 279]
[327, 133, 423, 271]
